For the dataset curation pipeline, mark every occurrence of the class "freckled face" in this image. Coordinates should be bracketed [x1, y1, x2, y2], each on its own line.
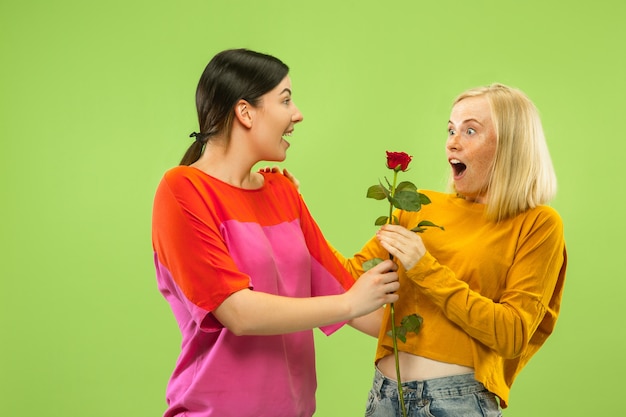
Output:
[446, 96, 497, 203]
[250, 76, 304, 162]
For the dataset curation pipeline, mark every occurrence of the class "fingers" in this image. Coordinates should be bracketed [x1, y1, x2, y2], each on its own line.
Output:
[259, 165, 281, 173]
[384, 279, 400, 294]
[378, 223, 415, 238]
[282, 168, 301, 191]
[371, 261, 400, 293]
[369, 259, 398, 274]
[376, 226, 425, 271]
[377, 230, 413, 255]
[368, 261, 399, 300]
[258, 167, 301, 191]
[383, 292, 399, 304]
[374, 273, 400, 307]
[350, 265, 399, 316]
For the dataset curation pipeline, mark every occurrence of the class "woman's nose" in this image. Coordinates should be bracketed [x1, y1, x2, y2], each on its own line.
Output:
[446, 134, 460, 151]
[292, 104, 304, 123]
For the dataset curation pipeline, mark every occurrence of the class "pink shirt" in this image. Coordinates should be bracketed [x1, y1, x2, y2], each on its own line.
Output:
[152, 167, 355, 417]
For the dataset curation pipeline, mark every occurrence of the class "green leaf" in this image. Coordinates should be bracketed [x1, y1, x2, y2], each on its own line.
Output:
[387, 328, 405, 342]
[418, 220, 444, 229]
[391, 190, 422, 212]
[401, 314, 423, 333]
[395, 181, 417, 193]
[396, 327, 407, 343]
[366, 184, 387, 200]
[387, 314, 423, 343]
[375, 216, 389, 225]
[410, 220, 444, 233]
[418, 193, 432, 205]
[362, 258, 384, 271]
[380, 181, 392, 197]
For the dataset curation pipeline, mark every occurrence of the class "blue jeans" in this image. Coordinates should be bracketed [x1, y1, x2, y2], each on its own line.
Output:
[365, 367, 502, 417]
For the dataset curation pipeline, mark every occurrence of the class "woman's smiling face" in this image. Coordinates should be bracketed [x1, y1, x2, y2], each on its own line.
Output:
[446, 95, 497, 203]
[249, 76, 303, 162]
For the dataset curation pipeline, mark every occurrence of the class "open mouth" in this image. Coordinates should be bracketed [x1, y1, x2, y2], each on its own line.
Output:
[450, 158, 467, 177]
[281, 131, 292, 148]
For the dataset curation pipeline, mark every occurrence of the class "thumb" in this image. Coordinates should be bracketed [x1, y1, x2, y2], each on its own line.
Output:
[371, 259, 397, 273]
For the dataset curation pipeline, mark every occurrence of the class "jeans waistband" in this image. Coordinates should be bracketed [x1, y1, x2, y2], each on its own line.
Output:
[372, 367, 485, 400]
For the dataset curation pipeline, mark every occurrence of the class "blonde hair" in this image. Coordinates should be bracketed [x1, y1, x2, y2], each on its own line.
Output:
[450, 83, 557, 221]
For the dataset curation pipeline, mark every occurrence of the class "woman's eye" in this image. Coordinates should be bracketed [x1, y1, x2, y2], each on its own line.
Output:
[448, 128, 456, 136]
[467, 128, 476, 135]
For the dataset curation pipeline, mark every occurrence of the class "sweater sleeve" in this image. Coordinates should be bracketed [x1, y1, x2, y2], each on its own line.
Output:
[329, 235, 389, 280]
[406, 208, 567, 359]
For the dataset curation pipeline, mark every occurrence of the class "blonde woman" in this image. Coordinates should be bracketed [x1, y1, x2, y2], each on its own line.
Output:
[337, 83, 566, 416]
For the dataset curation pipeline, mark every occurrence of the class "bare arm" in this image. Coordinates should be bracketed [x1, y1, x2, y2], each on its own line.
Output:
[213, 260, 398, 336]
[349, 307, 384, 337]
[255, 167, 386, 337]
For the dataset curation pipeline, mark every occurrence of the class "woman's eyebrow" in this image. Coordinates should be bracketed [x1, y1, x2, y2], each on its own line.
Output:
[449, 118, 484, 126]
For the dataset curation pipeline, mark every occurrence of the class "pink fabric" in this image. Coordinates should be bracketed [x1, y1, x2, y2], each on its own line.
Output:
[152, 169, 353, 417]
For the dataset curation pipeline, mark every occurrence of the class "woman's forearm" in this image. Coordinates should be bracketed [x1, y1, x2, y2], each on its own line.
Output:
[349, 308, 384, 337]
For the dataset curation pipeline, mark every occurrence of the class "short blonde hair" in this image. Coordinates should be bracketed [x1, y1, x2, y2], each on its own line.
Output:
[450, 84, 557, 221]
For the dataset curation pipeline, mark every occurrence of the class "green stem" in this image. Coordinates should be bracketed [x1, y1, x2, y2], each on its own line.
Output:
[390, 303, 407, 417]
[388, 169, 407, 417]
[388, 170, 397, 223]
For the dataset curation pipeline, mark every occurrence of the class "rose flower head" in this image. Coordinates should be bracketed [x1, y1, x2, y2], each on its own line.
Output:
[386, 151, 413, 172]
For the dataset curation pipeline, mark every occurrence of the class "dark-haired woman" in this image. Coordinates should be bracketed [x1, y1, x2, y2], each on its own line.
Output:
[151, 49, 399, 417]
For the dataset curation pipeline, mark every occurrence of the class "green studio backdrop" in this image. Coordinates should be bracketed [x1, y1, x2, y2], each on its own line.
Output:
[1, 1, 624, 416]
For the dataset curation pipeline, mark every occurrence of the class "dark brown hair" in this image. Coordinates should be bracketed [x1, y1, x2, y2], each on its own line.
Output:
[180, 49, 289, 165]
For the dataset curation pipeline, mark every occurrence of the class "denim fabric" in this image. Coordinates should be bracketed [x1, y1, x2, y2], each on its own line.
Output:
[365, 368, 502, 417]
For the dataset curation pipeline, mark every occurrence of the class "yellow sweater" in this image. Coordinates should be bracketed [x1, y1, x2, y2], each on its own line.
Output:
[336, 191, 566, 408]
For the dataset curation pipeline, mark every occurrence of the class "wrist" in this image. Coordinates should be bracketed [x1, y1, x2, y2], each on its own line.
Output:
[339, 291, 357, 320]
[405, 251, 430, 281]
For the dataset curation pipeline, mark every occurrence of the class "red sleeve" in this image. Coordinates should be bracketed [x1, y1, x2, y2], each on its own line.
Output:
[151, 170, 251, 315]
[292, 183, 356, 293]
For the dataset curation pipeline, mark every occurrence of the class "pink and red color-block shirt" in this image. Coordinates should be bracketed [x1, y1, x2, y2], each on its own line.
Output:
[152, 166, 355, 417]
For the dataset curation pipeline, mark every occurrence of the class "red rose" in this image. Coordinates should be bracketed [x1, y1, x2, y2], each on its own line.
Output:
[386, 151, 413, 172]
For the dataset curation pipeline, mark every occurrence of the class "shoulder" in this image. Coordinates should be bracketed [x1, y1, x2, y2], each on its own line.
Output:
[524, 205, 563, 226]
[154, 166, 215, 209]
[416, 190, 463, 211]
[517, 205, 564, 240]
[419, 190, 453, 203]
[159, 166, 222, 198]
[162, 165, 201, 186]
[261, 171, 299, 195]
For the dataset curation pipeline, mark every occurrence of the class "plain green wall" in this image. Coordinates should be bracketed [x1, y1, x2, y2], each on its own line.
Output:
[1, 0, 625, 416]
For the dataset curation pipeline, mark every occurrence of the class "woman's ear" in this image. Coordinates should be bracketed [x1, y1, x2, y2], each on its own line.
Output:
[234, 99, 253, 128]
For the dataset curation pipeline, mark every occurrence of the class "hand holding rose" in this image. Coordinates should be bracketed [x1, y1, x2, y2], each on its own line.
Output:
[376, 224, 427, 271]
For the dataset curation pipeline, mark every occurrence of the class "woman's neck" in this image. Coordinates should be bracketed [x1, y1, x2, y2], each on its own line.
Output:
[191, 145, 263, 190]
